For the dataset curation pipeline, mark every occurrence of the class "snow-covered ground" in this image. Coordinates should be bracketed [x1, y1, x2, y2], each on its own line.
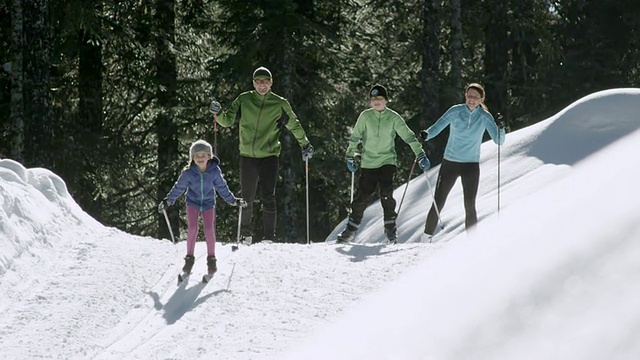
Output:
[1, 88, 640, 359]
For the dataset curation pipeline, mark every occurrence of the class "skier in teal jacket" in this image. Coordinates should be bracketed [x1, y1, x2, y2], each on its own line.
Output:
[337, 84, 430, 244]
[420, 83, 506, 240]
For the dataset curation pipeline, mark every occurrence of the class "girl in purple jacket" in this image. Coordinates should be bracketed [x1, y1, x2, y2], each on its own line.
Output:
[158, 140, 245, 277]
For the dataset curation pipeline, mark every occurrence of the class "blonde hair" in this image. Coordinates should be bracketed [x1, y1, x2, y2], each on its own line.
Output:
[465, 83, 489, 111]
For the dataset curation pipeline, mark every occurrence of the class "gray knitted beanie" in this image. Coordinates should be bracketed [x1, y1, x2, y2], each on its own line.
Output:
[189, 140, 213, 158]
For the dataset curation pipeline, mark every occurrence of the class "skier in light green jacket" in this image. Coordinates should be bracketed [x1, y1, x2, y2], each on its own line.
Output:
[336, 84, 430, 244]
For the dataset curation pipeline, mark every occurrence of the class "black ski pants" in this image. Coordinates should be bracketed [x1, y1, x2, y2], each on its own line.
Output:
[349, 165, 397, 230]
[239, 156, 278, 240]
[425, 159, 480, 234]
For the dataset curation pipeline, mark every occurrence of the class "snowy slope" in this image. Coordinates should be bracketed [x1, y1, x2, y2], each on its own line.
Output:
[1, 88, 640, 360]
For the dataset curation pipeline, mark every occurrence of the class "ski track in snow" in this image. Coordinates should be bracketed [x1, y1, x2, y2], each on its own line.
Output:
[87, 241, 443, 360]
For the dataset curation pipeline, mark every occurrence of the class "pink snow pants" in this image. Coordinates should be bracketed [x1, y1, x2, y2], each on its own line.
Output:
[185, 205, 216, 257]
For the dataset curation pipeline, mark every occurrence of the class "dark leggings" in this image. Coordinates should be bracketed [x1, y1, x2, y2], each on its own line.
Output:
[425, 159, 479, 234]
[349, 165, 397, 229]
[239, 156, 279, 239]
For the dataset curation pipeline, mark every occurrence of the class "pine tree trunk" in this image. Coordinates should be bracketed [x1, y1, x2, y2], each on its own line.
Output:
[77, 23, 104, 219]
[10, 0, 24, 162]
[280, 47, 299, 242]
[419, 0, 441, 129]
[484, 1, 510, 114]
[22, 0, 52, 168]
[448, 0, 464, 98]
[154, 0, 179, 241]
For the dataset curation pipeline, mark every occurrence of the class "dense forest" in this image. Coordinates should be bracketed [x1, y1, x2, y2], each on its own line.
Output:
[1, 0, 639, 242]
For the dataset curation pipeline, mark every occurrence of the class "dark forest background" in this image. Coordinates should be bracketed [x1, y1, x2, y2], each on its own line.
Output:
[1, 0, 639, 242]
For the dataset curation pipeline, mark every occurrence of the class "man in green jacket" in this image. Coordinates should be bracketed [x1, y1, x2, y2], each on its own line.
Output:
[337, 84, 430, 244]
[210, 66, 314, 243]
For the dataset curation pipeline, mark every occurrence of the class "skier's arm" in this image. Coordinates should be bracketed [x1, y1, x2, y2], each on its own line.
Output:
[393, 115, 424, 157]
[345, 114, 366, 158]
[215, 96, 242, 128]
[282, 101, 311, 148]
[211, 167, 237, 205]
[165, 171, 189, 205]
[483, 112, 506, 145]
[424, 106, 456, 140]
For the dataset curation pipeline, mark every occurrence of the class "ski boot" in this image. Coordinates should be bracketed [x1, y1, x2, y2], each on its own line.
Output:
[182, 255, 195, 274]
[241, 235, 253, 245]
[178, 255, 195, 285]
[206, 256, 217, 275]
[385, 227, 398, 245]
[202, 256, 217, 283]
[336, 225, 357, 243]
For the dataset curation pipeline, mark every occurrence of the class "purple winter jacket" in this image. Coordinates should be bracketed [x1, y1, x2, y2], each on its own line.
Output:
[165, 157, 236, 210]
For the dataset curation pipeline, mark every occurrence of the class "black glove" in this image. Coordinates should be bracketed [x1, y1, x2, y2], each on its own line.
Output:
[157, 200, 169, 214]
[302, 143, 314, 161]
[496, 113, 505, 129]
[232, 197, 248, 208]
[209, 100, 222, 115]
[418, 130, 429, 142]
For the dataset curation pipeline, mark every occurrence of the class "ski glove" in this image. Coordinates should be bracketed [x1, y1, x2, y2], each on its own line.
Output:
[209, 100, 222, 115]
[496, 113, 505, 129]
[418, 130, 429, 142]
[417, 152, 431, 171]
[232, 197, 248, 208]
[302, 143, 314, 161]
[157, 200, 169, 214]
[346, 157, 359, 173]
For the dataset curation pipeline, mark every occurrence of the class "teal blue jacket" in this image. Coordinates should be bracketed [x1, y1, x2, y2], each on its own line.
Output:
[425, 104, 505, 163]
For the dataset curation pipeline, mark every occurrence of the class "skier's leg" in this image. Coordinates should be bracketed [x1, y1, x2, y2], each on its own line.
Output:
[258, 156, 279, 241]
[183, 205, 199, 273]
[185, 205, 200, 256]
[425, 160, 459, 234]
[202, 207, 216, 257]
[239, 156, 259, 239]
[378, 165, 398, 239]
[338, 168, 376, 241]
[461, 162, 480, 231]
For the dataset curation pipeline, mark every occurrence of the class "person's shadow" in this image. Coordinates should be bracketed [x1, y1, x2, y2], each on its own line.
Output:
[147, 281, 229, 325]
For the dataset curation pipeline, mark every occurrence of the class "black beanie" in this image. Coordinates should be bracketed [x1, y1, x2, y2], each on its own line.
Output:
[253, 66, 272, 80]
[369, 84, 388, 100]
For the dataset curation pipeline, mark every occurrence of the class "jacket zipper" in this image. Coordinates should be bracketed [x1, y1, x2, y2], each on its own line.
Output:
[253, 96, 266, 157]
[199, 172, 204, 211]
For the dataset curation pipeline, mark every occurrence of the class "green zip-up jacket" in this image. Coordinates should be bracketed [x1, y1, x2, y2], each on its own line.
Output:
[216, 90, 310, 158]
[346, 107, 424, 169]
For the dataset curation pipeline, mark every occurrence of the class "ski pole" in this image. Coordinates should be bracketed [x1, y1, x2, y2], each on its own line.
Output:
[396, 158, 417, 217]
[210, 89, 219, 156]
[425, 172, 444, 230]
[305, 158, 310, 245]
[232, 205, 242, 252]
[497, 113, 503, 214]
[350, 171, 355, 204]
[161, 208, 176, 244]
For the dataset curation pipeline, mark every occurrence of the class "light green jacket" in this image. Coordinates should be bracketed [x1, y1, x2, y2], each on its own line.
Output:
[346, 107, 424, 169]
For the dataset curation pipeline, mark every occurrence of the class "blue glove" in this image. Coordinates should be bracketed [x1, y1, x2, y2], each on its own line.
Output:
[209, 100, 221, 115]
[417, 152, 430, 171]
[302, 144, 314, 161]
[346, 157, 359, 173]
